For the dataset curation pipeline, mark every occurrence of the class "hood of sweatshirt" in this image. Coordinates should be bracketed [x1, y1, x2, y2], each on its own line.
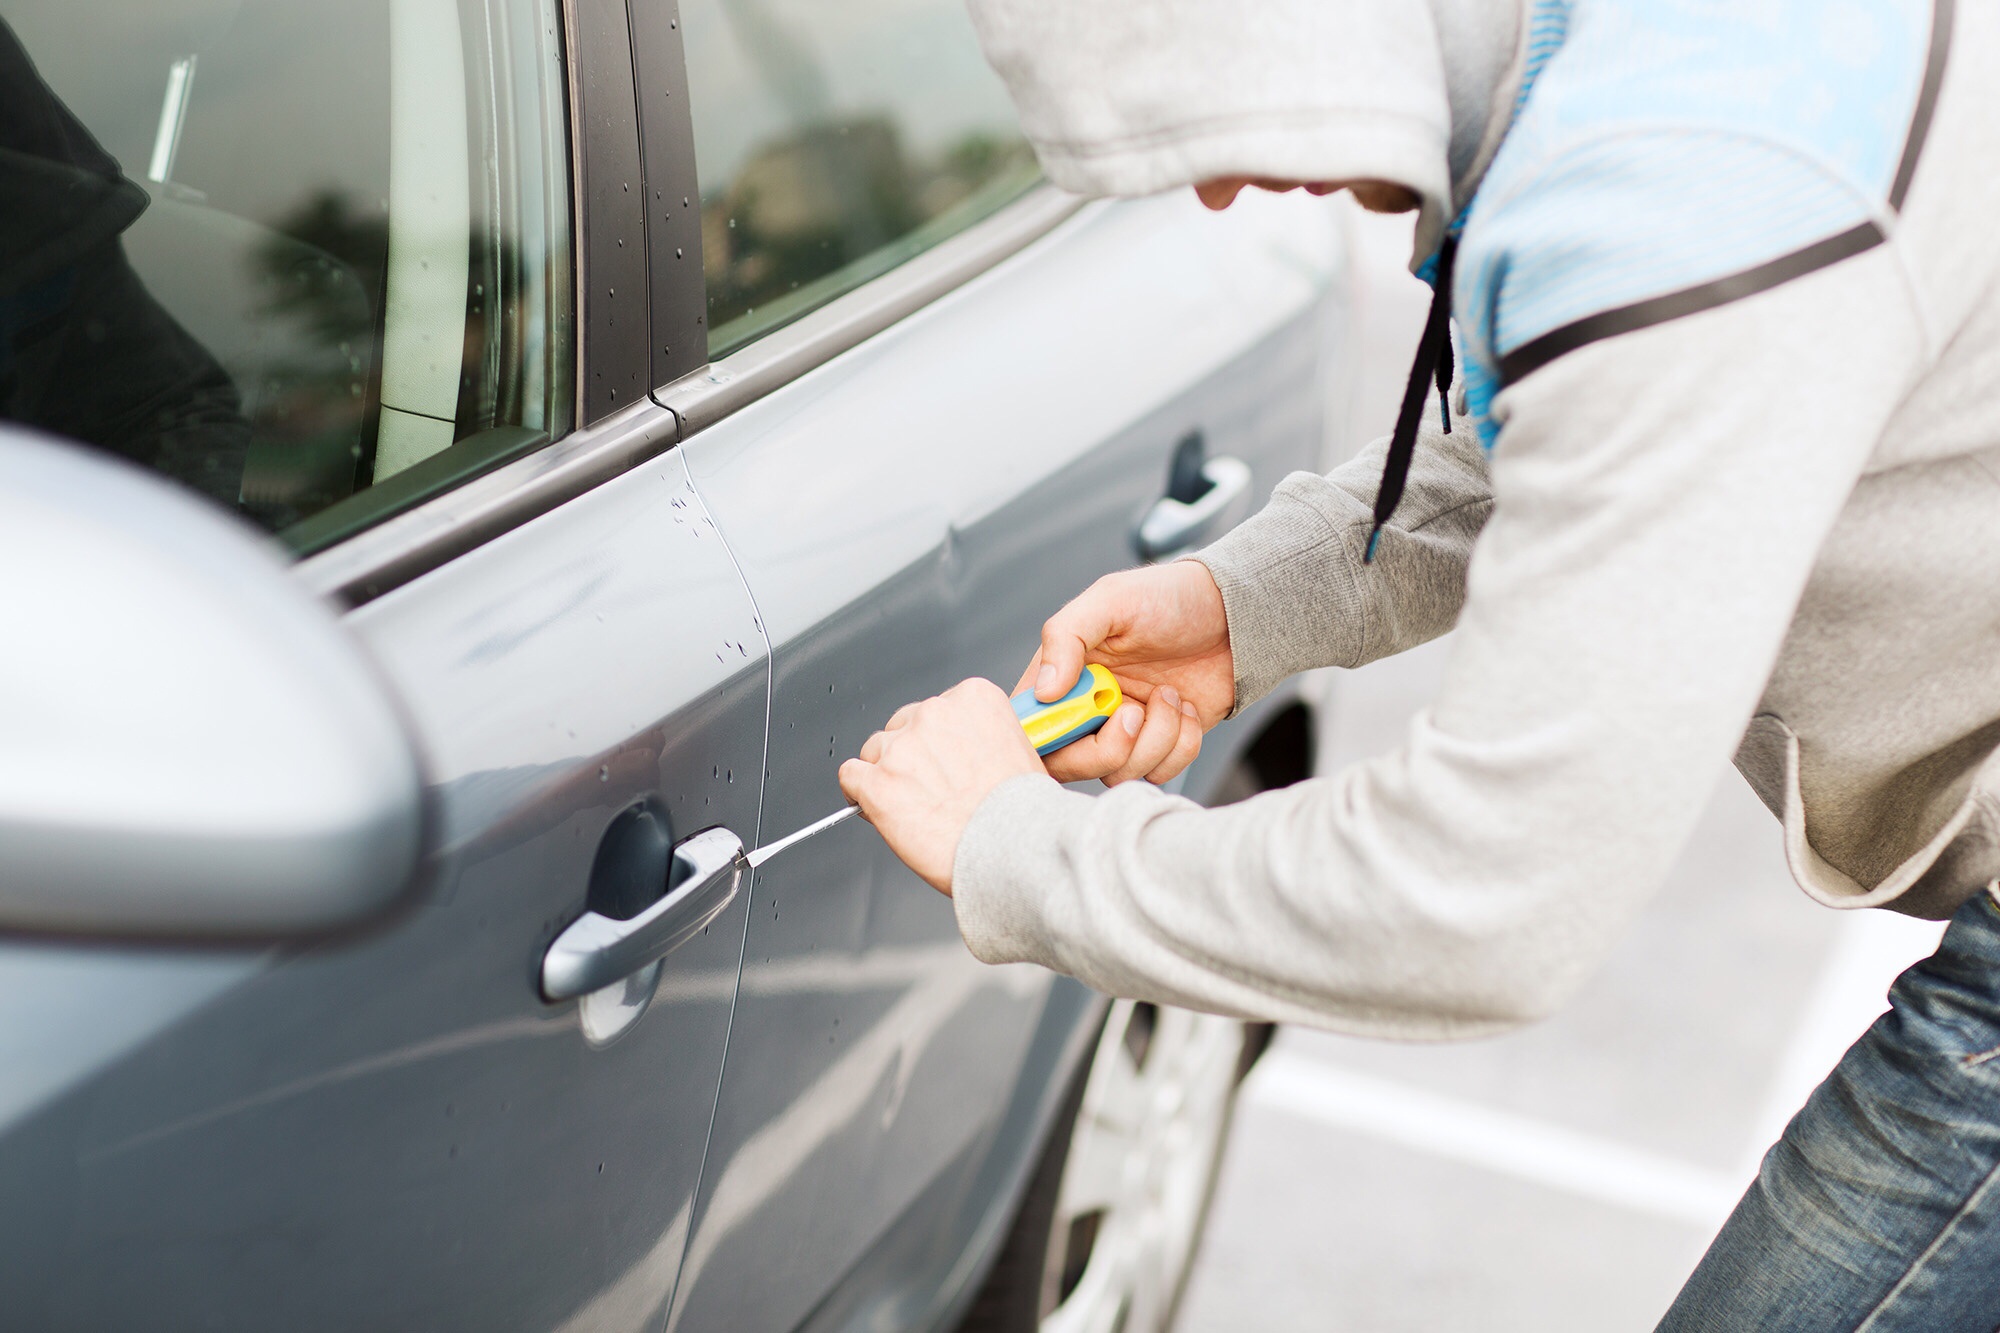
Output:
[964, 0, 1524, 266]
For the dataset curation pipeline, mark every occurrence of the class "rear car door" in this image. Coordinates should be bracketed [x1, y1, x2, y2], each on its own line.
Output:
[625, 2, 1349, 1327]
[0, 1, 763, 1326]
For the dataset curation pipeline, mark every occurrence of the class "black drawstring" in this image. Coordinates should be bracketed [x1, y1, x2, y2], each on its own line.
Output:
[1365, 233, 1458, 563]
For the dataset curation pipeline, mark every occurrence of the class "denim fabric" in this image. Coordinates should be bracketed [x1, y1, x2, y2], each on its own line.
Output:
[1661, 889, 2000, 1332]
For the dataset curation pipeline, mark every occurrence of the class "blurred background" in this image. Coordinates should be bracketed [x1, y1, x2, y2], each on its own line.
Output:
[1173, 207, 1947, 1333]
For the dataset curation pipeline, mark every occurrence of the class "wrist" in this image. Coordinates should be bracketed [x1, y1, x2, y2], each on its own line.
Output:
[1173, 556, 1235, 719]
[1173, 556, 1228, 642]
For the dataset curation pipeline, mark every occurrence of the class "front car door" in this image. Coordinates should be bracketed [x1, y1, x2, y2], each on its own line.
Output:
[623, 1, 1349, 1326]
[0, 0, 763, 1326]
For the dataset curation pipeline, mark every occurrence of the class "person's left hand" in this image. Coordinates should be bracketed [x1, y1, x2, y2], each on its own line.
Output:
[839, 678, 1047, 895]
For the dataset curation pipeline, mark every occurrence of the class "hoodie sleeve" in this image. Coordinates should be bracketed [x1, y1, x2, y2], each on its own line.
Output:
[951, 248, 1921, 1039]
[1194, 414, 1492, 715]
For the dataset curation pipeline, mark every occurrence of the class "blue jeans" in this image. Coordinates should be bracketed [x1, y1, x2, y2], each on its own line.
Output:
[1660, 888, 2000, 1332]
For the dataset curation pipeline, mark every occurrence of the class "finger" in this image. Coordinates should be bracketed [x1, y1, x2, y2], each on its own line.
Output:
[1146, 700, 1205, 784]
[858, 729, 889, 764]
[1105, 687, 1182, 786]
[1104, 671, 1157, 705]
[837, 757, 875, 813]
[1035, 585, 1118, 701]
[1043, 699, 1143, 782]
[1032, 633, 1084, 703]
[883, 701, 920, 732]
[1034, 676, 1161, 781]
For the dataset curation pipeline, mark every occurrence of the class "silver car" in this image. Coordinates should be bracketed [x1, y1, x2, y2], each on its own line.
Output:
[0, 0, 1350, 1328]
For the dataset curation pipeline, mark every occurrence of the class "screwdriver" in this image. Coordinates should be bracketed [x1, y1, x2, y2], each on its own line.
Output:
[743, 665, 1125, 869]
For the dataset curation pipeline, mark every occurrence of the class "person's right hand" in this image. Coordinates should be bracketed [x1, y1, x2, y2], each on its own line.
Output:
[1015, 560, 1235, 787]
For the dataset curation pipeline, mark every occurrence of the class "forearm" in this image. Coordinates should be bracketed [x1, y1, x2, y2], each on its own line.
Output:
[954, 770, 1576, 1038]
[1195, 415, 1490, 713]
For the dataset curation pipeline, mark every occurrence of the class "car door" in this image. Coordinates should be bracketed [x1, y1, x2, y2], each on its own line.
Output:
[0, 1, 764, 1327]
[622, 2, 1347, 1327]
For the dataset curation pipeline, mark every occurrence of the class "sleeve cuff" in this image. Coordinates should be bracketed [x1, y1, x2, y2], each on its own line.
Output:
[1193, 476, 1370, 715]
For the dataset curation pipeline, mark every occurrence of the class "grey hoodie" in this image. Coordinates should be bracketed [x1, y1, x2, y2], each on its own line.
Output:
[950, 0, 2000, 1038]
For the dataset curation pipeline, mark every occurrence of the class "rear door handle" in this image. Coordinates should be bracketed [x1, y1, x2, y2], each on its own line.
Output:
[1134, 456, 1253, 562]
[541, 826, 744, 1001]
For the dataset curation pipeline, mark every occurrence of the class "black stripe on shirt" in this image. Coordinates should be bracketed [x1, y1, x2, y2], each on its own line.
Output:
[1500, 0, 1950, 387]
[1499, 222, 1882, 386]
[1892, 0, 1953, 211]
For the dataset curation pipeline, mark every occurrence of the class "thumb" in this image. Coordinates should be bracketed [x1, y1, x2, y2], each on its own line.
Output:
[1034, 594, 1108, 701]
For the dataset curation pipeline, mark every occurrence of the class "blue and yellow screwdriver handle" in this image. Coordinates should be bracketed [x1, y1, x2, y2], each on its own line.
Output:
[1011, 664, 1124, 756]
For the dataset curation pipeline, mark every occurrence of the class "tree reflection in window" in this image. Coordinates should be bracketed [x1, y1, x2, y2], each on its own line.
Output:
[684, 0, 1040, 358]
[0, 0, 571, 549]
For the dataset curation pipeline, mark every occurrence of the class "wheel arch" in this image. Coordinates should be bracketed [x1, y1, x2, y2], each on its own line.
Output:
[1180, 687, 1317, 809]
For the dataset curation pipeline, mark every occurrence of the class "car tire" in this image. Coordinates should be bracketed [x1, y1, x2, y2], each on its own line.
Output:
[959, 999, 1264, 1333]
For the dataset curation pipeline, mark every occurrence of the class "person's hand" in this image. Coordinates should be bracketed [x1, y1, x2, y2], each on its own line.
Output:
[839, 678, 1045, 895]
[1016, 560, 1233, 787]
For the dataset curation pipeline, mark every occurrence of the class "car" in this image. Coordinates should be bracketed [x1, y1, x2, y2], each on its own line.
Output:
[0, 0, 1351, 1328]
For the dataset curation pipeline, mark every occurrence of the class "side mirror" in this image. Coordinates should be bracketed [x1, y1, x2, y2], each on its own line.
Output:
[0, 426, 426, 938]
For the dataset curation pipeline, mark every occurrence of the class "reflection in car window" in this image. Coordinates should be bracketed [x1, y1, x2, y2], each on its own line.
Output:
[0, 0, 572, 554]
[681, 0, 1039, 359]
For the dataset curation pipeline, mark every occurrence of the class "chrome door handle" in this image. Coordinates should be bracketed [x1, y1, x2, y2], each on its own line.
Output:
[541, 826, 744, 1001]
[1134, 456, 1253, 562]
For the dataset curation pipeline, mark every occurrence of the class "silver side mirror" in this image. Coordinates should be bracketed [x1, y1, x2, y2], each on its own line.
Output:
[0, 425, 426, 937]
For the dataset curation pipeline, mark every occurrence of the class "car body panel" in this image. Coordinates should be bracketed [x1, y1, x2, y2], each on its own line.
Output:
[0, 429, 769, 1331]
[0, 0, 1361, 1316]
[665, 188, 1341, 1331]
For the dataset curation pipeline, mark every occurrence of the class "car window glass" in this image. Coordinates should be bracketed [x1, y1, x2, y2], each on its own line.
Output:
[681, 0, 1039, 359]
[0, 0, 572, 554]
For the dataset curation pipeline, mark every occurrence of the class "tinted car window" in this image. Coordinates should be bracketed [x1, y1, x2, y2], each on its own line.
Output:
[681, 0, 1038, 358]
[0, 0, 571, 553]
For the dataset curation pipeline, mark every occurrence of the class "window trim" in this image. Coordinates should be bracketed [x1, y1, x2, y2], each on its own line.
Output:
[654, 184, 1085, 438]
[634, 0, 1086, 434]
[297, 395, 677, 605]
[299, 184, 1084, 608]
[298, 0, 1087, 608]
[572, 0, 651, 422]
[628, 0, 706, 392]
[564, 0, 588, 432]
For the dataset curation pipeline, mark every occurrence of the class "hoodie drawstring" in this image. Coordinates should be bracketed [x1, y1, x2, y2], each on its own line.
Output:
[1365, 232, 1458, 564]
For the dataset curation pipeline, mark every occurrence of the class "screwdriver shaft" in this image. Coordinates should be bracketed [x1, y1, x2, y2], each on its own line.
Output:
[745, 804, 859, 868]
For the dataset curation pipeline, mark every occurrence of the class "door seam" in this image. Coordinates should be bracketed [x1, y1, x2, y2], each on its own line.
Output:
[655, 447, 776, 1329]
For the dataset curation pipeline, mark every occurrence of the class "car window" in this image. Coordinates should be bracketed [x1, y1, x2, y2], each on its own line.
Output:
[681, 0, 1039, 359]
[0, 0, 572, 554]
